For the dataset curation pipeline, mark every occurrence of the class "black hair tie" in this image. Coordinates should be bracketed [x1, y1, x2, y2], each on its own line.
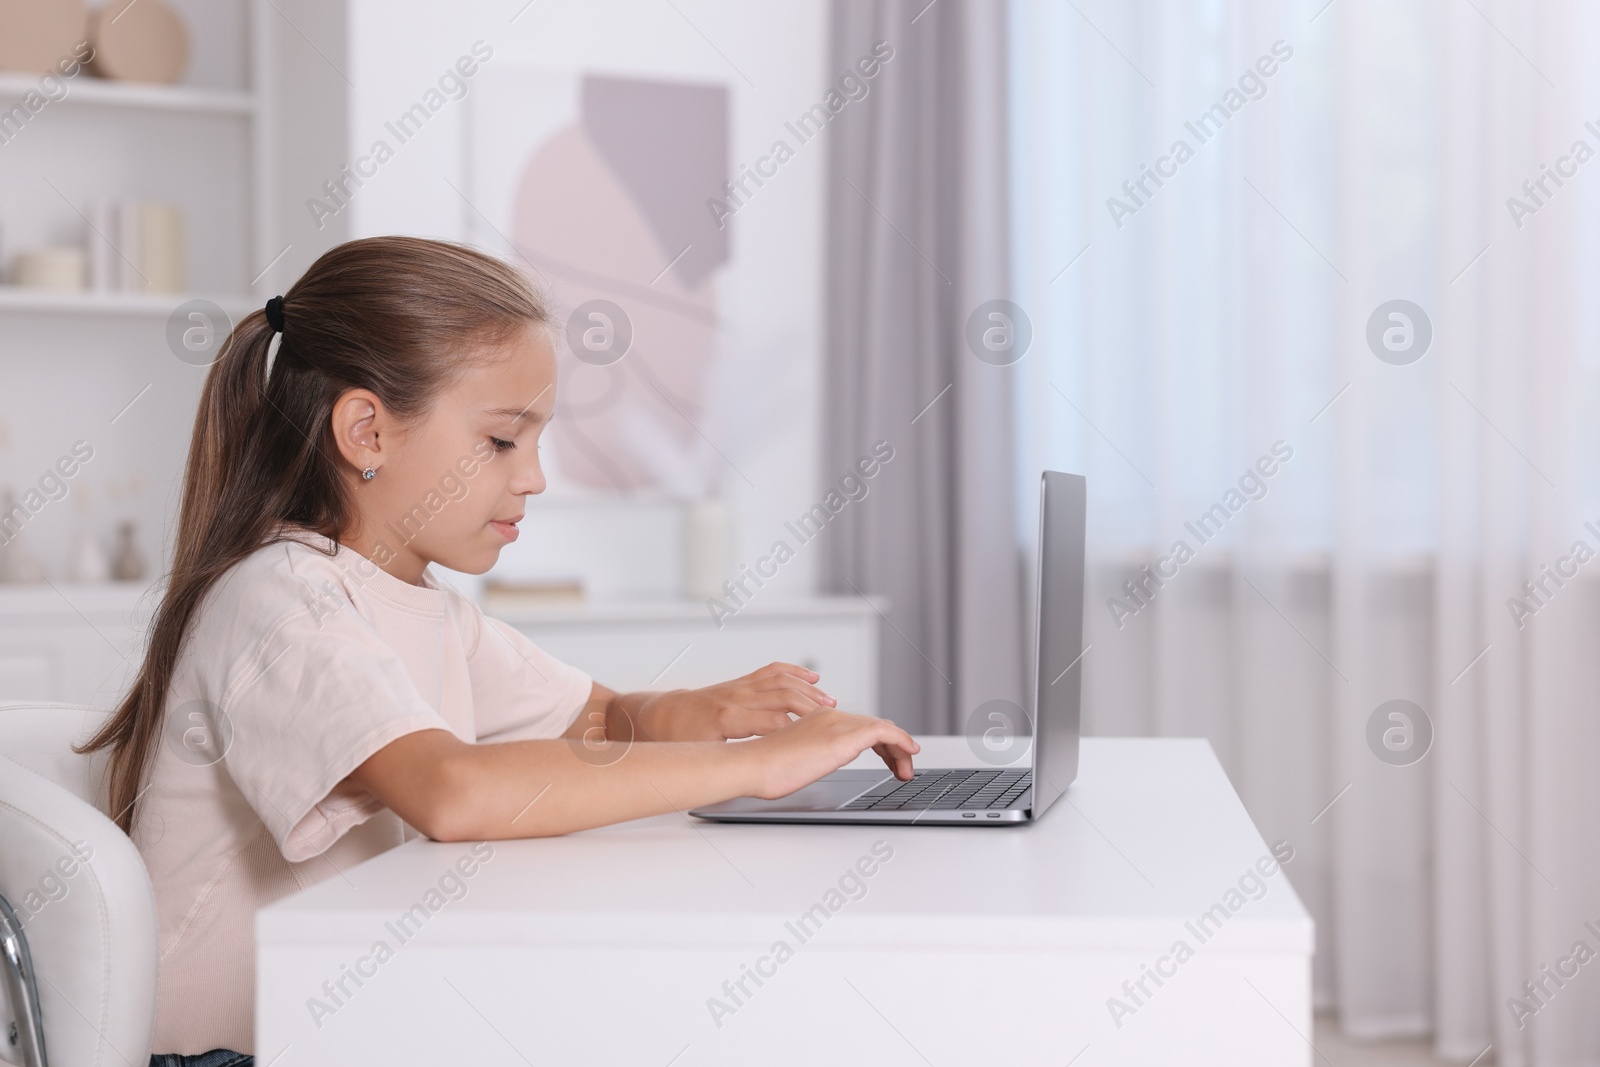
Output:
[264, 295, 285, 334]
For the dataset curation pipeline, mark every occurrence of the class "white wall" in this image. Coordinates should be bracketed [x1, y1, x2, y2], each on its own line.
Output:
[279, 0, 832, 602]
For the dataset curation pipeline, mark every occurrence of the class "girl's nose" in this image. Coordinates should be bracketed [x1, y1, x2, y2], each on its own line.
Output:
[509, 453, 546, 496]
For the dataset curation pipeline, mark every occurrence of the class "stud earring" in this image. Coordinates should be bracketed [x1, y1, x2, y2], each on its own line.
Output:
[361, 467, 377, 481]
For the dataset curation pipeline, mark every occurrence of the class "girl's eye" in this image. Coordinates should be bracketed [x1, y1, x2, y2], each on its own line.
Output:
[489, 436, 515, 451]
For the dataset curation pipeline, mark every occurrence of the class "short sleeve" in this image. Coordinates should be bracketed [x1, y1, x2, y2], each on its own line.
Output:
[220, 609, 455, 864]
[466, 608, 593, 744]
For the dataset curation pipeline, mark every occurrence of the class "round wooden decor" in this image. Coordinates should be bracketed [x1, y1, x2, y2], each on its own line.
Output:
[0, 0, 89, 75]
[87, 0, 189, 84]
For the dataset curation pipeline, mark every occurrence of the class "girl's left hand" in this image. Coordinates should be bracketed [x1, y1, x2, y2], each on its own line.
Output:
[636, 662, 838, 742]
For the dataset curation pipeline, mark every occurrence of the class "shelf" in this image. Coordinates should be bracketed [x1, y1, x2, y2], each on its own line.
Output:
[0, 73, 254, 116]
[0, 286, 258, 319]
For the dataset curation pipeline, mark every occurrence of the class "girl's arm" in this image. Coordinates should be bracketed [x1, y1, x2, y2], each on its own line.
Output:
[565, 662, 843, 744]
[347, 708, 919, 841]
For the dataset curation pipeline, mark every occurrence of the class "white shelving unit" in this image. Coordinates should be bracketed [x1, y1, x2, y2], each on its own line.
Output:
[0, 1, 276, 705]
[0, 2, 270, 312]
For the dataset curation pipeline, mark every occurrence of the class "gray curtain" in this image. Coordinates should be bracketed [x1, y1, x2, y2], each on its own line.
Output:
[823, 0, 1024, 734]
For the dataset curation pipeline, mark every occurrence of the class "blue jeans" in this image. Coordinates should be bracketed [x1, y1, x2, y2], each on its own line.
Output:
[149, 1052, 252, 1067]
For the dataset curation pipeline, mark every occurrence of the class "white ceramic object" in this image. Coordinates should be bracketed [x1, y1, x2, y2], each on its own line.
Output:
[682, 496, 734, 600]
[68, 528, 110, 582]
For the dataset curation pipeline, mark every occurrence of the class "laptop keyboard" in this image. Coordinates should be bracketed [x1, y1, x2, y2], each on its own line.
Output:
[839, 769, 1032, 812]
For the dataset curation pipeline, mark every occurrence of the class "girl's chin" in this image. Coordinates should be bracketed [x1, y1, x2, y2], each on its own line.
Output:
[430, 542, 502, 577]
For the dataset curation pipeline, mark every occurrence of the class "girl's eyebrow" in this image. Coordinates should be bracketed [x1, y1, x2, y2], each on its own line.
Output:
[483, 406, 549, 423]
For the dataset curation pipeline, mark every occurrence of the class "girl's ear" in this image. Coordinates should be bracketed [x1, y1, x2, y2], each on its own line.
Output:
[329, 388, 386, 475]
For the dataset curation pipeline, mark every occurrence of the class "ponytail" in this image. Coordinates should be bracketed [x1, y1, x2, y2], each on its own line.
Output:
[76, 236, 550, 834]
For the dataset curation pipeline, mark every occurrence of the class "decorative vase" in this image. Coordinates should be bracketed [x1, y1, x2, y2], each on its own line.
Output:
[69, 528, 111, 583]
[112, 520, 146, 581]
[683, 497, 734, 601]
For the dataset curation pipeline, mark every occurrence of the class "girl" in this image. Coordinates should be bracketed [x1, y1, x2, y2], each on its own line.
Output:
[76, 236, 918, 1066]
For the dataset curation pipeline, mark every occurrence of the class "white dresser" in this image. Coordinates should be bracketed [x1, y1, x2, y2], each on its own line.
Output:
[0, 582, 155, 708]
[488, 597, 884, 715]
[0, 584, 884, 718]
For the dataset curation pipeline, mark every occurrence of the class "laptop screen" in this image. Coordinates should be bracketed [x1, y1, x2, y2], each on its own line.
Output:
[1030, 470, 1086, 815]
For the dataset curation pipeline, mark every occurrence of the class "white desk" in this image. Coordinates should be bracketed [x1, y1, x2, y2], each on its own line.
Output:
[257, 738, 1313, 1066]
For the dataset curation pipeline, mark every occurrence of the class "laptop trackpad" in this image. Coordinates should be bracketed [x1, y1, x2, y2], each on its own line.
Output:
[723, 769, 891, 812]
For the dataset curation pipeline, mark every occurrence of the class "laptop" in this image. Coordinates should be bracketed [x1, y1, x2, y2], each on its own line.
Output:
[689, 470, 1086, 825]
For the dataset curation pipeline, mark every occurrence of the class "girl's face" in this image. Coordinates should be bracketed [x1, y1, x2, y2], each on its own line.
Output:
[337, 323, 558, 584]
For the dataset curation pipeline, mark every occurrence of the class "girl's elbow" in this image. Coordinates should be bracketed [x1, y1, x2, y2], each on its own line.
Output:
[412, 798, 472, 842]
[413, 752, 481, 842]
[424, 821, 477, 843]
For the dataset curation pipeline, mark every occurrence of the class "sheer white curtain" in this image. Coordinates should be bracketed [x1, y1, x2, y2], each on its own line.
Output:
[1010, 0, 1600, 1061]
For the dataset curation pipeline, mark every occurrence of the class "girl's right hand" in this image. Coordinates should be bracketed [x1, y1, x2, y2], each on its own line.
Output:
[744, 708, 920, 800]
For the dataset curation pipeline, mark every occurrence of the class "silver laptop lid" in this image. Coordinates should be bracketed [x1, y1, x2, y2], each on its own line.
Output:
[1030, 471, 1086, 816]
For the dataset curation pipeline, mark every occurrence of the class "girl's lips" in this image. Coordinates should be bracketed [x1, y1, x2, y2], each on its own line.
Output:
[490, 520, 519, 542]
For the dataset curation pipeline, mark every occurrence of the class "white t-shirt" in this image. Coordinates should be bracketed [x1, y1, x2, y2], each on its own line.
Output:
[134, 529, 592, 1055]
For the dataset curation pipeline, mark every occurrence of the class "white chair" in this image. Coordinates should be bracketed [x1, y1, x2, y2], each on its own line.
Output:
[0, 701, 158, 1067]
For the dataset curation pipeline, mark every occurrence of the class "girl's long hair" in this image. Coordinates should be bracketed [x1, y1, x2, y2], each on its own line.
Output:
[76, 235, 550, 835]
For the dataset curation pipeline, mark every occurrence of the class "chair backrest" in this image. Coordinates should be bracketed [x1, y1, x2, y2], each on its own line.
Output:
[0, 702, 158, 1067]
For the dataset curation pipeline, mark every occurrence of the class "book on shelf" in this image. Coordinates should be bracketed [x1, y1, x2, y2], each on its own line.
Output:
[481, 578, 586, 612]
